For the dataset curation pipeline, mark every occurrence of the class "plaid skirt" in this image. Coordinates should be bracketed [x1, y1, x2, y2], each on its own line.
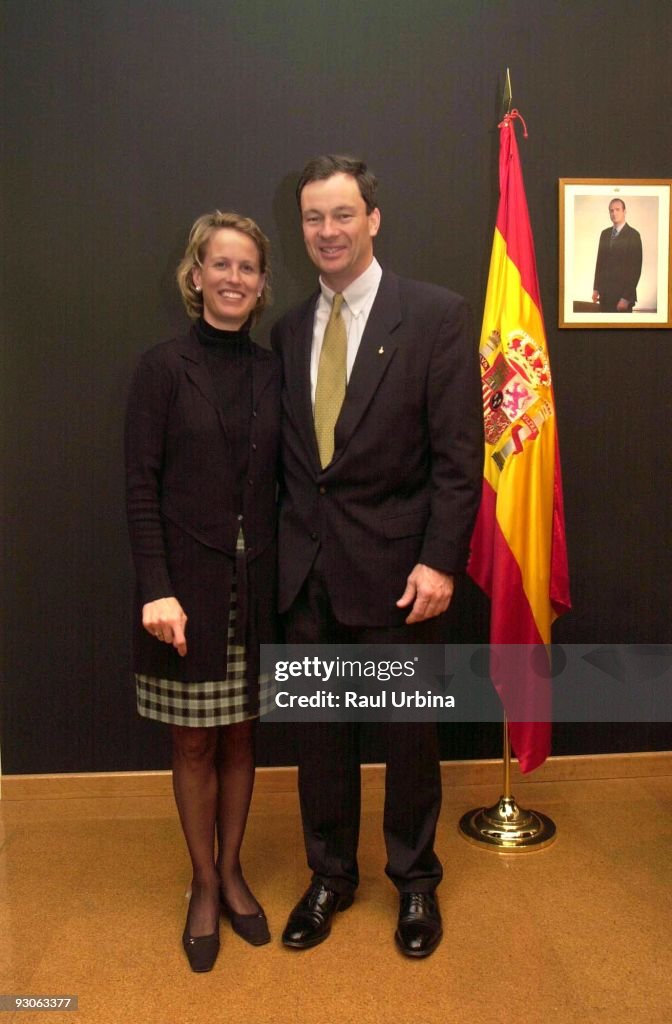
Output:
[136, 534, 271, 728]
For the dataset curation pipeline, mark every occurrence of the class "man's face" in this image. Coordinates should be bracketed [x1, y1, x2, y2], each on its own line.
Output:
[300, 172, 381, 291]
[609, 200, 626, 227]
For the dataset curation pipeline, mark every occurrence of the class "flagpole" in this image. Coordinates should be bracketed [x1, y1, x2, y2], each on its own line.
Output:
[458, 715, 557, 851]
[461, 70, 569, 850]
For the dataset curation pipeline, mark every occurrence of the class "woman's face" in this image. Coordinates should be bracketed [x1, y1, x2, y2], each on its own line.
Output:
[192, 228, 265, 330]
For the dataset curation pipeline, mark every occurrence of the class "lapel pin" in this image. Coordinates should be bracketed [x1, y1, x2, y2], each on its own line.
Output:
[378, 346, 384, 354]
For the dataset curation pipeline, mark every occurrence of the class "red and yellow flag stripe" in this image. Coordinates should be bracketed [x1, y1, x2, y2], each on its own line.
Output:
[469, 111, 570, 772]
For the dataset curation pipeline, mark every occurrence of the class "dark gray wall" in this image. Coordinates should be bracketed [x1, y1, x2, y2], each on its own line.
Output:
[2, 0, 671, 773]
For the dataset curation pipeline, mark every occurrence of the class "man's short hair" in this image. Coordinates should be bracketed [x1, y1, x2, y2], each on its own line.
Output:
[609, 198, 626, 210]
[296, 155, 378, 214]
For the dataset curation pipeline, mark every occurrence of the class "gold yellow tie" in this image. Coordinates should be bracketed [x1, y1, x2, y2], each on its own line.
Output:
[314, 293, 347, 467]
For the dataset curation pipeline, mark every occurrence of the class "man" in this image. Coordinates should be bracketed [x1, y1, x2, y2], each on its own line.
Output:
[271, 155, 483, 958]
[592, 198, 642, 312]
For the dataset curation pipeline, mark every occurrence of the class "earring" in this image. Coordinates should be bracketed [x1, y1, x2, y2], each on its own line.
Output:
[257, 292, 262, 298]
[195, 285, 202, 292]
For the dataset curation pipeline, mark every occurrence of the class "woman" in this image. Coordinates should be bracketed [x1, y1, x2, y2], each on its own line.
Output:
[125, 211, 280, 972]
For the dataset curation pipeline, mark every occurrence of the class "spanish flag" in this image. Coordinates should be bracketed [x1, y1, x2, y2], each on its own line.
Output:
[468, 111, 571, 773]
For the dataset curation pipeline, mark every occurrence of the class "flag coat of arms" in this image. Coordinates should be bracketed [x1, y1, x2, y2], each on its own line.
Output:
[468, 110, 571, 774]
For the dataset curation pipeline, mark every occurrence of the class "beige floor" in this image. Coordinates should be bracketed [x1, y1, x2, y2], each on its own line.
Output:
[1, 761, 671, 1024]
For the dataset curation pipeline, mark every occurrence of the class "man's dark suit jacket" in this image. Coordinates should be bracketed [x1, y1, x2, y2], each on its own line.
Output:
[271, 270, 483, 627]
[593, 222, 643, 309]
[125, 326, 280, 684]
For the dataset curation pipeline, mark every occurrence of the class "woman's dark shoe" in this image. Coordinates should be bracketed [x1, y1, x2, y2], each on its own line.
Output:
[182, 911, 220, 972]
[220, 894, 271, 946]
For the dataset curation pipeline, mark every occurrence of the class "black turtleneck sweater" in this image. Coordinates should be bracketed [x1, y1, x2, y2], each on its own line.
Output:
[196, 317, 253, 518]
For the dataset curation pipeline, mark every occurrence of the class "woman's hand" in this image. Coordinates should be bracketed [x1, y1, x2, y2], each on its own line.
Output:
[142, 597, 188, 656]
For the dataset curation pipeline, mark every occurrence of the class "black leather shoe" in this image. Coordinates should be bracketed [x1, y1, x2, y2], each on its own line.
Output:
[221, 895, 271, 946]
[395, 891, 443, 958]
[182, 919, 220, 973]
[282, 883, 354, 949]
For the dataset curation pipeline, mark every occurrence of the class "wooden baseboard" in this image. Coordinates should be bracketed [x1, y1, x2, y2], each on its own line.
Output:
[1, 751, 670, 800]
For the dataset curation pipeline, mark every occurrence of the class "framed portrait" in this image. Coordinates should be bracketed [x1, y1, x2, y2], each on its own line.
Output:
[559, 179, 672, 328]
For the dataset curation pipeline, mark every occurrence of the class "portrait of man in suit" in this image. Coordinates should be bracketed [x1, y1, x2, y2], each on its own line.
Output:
[271, 155, 483, 958]
[592, 198, 643, 312]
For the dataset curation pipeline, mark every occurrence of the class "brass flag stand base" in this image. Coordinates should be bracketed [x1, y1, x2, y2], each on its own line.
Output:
[459, 717, 557, 852]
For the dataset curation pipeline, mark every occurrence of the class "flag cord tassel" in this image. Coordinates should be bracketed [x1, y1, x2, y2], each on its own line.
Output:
[458, 715, 557, 852]
[498, 107, 529, 136]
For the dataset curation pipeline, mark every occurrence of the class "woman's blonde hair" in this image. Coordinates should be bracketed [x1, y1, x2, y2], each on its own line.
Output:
[176, 210, 272, 324]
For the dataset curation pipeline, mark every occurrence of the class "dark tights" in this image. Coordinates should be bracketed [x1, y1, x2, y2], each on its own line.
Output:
[171, 718, 259, 936]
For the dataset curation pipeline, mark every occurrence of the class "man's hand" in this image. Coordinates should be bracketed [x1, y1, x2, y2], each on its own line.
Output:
[142, 597, 188, 656]
[396, 564, 454, 624]
[617, 298, 630, 311]
[592, 290, 599, 303]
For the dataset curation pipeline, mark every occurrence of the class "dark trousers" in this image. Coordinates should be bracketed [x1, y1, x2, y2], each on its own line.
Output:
[284, 555, 444, 896]
[598, 293, 634, 312]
